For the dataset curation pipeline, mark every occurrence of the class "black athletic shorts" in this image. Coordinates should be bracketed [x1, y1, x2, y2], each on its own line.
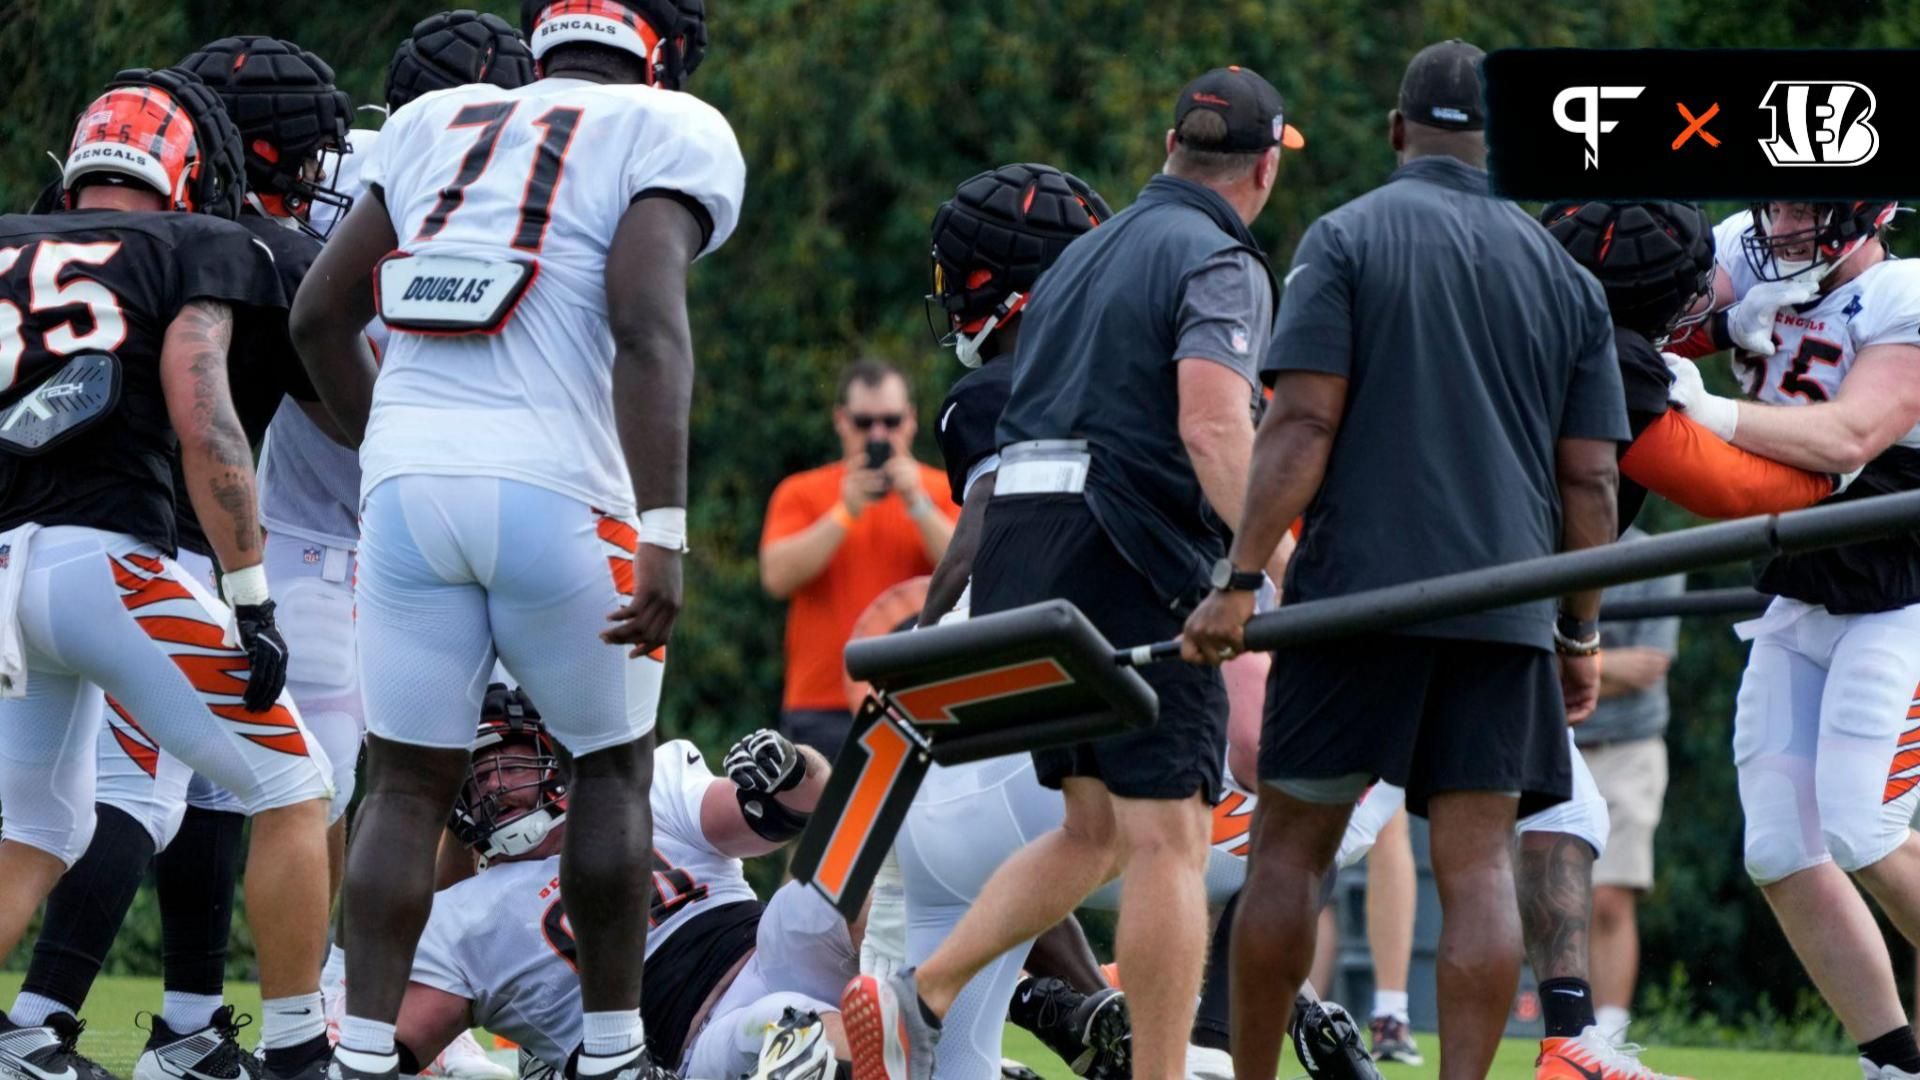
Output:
[1260, 633, 1571, 818]
[972, 495, 1226, 802]
[779, 708, 854, 762]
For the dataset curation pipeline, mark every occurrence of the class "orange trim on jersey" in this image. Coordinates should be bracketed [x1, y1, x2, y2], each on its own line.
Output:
[1621, 410, 1834, 520]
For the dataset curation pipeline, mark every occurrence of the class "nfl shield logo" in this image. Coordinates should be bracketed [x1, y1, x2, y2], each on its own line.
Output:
[302, 547, 323, 565]
[0, 544, 10, 569]
[1230, 327, 1251, 354]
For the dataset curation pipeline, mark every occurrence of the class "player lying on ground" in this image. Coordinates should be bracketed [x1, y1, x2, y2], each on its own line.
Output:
[392, 686, 852, 1080]
[1661, 201, 1920, 1080]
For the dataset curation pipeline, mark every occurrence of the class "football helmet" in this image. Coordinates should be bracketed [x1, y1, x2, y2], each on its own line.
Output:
[448, 683, 569, 866]
[1540, 201, 1715, 345]
[62, 67, 246, 218]
[1742, 200, 1897, 283]
[176, 36, 353, 236]
[519, 0, 705, 89]
[387, 10, 537, 112]
[928, 163, 1112, 367]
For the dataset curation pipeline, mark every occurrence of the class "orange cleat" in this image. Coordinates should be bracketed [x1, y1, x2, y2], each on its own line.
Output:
[1536, 1028, 1691, 1080]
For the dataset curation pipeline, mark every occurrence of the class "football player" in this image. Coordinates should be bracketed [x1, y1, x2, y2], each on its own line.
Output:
[392, 688, 851, 1080]
[257, 17, 534, 1080]
[3, 41, 357, 1080]
[289, 2, 742, 1078]
[1660, 202, 1920, 1080]
[0, 66, 333, 1080]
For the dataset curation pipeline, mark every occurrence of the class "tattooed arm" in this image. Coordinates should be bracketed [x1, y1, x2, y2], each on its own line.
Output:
[160, 299, 263, 573]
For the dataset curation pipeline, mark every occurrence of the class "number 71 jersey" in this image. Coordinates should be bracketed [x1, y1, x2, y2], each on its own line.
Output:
[359, 78, 745, 517]
[1716, 211, 1920, 449]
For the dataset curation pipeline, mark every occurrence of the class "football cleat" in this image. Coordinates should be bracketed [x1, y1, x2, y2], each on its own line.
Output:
[748, 1009, 835, 1080]
[0, 1012, 124, 1080]
[1183, 1044, 1232, 1080]
[998, 1061, 1041, 1080]
[561, 1043, 676, 1080]
[1366, 1015, 1423, 1066]
[1862, 1061, 1920, 1080]
[840, 971, 938, 1080]
[1004, 977, 1129, 1080]
[421, 1032, 513, 1080]
[1288, 997, 1382, 1080]
[133, 1009, 260, 1080]
[1535, 1028, 1690, 1080]
[321, 1048, 396, 1080]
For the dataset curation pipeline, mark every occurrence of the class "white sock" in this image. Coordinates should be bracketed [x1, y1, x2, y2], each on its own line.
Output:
[1371, 989, 1410, 1024]
[262, 992, 327, 1051]
[162, 991, 223, 1034]
[9, 993, 67, 1028]
[579, 1011, 645, 1058]
[322, 945, 348, 986]
[340, 1016, 397, 1057]
[1595, 1005, 1631, 1042]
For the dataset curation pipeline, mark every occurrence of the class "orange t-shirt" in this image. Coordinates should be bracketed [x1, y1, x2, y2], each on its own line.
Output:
[761, 461, 960, 711]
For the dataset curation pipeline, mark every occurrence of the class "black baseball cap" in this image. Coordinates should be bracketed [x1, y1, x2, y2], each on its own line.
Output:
[1174, 66, 1305, 152]
[1398, 39, 1486, 131]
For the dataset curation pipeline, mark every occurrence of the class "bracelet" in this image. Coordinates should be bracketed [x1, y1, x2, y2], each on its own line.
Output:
[638, 507, 689, 553]
[1553, 626, 1603, 657]
[220, 564, 270, 608]
[829, 503, 856, 530]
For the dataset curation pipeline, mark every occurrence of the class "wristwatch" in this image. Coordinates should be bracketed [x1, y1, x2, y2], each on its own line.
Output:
[1210, 557, 1265, 593]
[1553, 612, 1602, 657]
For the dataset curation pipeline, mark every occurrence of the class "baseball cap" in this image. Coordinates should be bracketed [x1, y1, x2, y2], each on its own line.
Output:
[1174, 66, 1306, 153]
[1398, 39, 1486, 131]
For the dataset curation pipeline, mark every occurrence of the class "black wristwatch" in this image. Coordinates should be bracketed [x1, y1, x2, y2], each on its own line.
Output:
[1210, 557, 1265, 593]
[1554, 612, 1602, 657]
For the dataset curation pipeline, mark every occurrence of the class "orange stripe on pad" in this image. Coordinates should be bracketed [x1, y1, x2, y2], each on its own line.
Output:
[108, 723, 161, 779]
[124, 553, 165, 574]
[1901, 727, 1920, 747]
[174, 654, 252, 697]
[608, 556, 635, 596]
[210, 702, 301, 731]
[1890, 748, 1920, 778]
[1887, 775, 1920, 805]
[137, 615, 229, 650]
[597, 515, 638, 554]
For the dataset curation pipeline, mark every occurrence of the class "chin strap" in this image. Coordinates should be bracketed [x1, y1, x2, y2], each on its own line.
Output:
[953, 291, 1027, 368]
[479, 806, 565, 869]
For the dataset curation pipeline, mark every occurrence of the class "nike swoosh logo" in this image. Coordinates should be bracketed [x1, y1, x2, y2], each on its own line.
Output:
[1284, 264, 1310, 286]
[1548, 988, 1588, 997]
[941, 402, 959, 431]
[1549, 1055, 1604, 1080]
[686, 751, 699, 764]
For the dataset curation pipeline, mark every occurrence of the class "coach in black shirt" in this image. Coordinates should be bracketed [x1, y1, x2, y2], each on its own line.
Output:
[1183, 40, 1626, 1080]
[880, 69, 1302, 1080]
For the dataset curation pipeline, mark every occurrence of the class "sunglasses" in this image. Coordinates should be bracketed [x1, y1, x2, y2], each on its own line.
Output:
[851, 413, 906, 431]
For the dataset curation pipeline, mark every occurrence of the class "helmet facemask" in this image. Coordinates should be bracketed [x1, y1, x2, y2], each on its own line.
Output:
[1743, 201, 1895, 284]
[450, 723, 568, 869]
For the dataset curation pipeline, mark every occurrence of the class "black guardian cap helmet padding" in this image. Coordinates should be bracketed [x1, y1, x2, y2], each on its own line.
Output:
[928, 162, 1112, 366]
[387, 11, 537, 112]
[1741, 200, 1897, 283]
[86, 67, 249, 220]
[177, 36, 352, 234]
[519, 0, 705, 90]
[1541, 200, 1715, 344]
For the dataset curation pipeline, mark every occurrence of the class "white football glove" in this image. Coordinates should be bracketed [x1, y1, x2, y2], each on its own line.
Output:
[860, 847, 907, 979]
[1662, 352, 1740, 442]
[724, 729, 806, 796]
[1726, 277, 1819, 357]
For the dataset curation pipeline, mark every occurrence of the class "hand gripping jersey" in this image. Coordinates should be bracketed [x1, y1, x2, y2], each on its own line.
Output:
[410, 740, 758, 1069]
[1715, 211, 1920, 611]
[258, 127, 384, 549]
[357, 78, 744, 516]
[0, 211, 284, 554]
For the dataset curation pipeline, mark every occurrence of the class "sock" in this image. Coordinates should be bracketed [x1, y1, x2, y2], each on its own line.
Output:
[162, 991, 223, 1034]
[1537, 978, 1596, 1039]
[1188, 891, 1238, 1050]
[580, 1011, 645, 1057]
[1861, 1026, 1920, 1073]
[1371, 989, 1410, 1024]
[9, 993, 69, 1028]
[340, 1016, 397, 1057]
[157, 808, 244, 1001]
[1595, 1005, 1630, 1042]
[262, 993, 327, 1050]
[20, 805, 156, 1016]
[322, 945, 348, 986]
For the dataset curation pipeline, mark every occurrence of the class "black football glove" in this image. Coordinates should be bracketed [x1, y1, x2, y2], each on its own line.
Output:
[1289, 995, 1381, 1080]
[234, 600, 289, 712]
[724, 729, 806, 796]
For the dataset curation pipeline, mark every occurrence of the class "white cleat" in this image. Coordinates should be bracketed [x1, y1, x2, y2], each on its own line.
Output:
[422, 1034, 513, 1080]
[1183, 1044, 1232, 1080]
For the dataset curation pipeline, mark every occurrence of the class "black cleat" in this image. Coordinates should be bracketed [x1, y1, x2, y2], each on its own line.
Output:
[561, 1044, 678, 1080]
[322, 1048, 397, 1080]
[1005, 977, 1130, 1080]
[133, 1008, 261, 1080]
[0, 1012, 125, 1080]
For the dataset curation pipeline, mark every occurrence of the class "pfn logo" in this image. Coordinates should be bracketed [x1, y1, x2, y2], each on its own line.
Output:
[1553, 85, 1645, 170]
[1758, 81, 1879, 167]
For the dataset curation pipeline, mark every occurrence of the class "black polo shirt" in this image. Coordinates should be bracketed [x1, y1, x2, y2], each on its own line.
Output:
[1264, 155, 1627, 649]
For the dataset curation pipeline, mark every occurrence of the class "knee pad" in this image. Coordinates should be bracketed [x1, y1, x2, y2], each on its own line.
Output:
[1822, 820, 1907, 874]
[3, 801, 98, 868]
[1744, 829, 1830, 886]
[277, 577, 357, 691]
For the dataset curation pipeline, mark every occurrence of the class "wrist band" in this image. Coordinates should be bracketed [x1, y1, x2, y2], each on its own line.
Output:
[638, 507, 689, 553]
[221, 564, 270, 608]
[829, 503, 856, 529]
[905, 493, 935, 519]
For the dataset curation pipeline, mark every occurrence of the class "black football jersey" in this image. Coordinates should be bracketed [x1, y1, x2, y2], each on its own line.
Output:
[1759, 445, 1920, 614]
[935, 360, 1014, 505]
[0, 209, 285, 554]
[173, 212, 323, 557]
[1613, 326, 1673, 530]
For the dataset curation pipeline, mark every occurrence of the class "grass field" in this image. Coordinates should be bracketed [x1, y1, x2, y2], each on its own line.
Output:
[3, 975, 1860, 1080]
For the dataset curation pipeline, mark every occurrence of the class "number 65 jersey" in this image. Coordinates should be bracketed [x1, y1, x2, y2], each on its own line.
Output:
[1715, 211, 1920, 611]
[358, 78, 745, 518]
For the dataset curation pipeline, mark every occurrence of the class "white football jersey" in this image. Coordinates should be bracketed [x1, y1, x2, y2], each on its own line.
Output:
[1715, 211, 1920, 448]
[356, 79, 745, 515]
[409, 740, 756, 1067]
